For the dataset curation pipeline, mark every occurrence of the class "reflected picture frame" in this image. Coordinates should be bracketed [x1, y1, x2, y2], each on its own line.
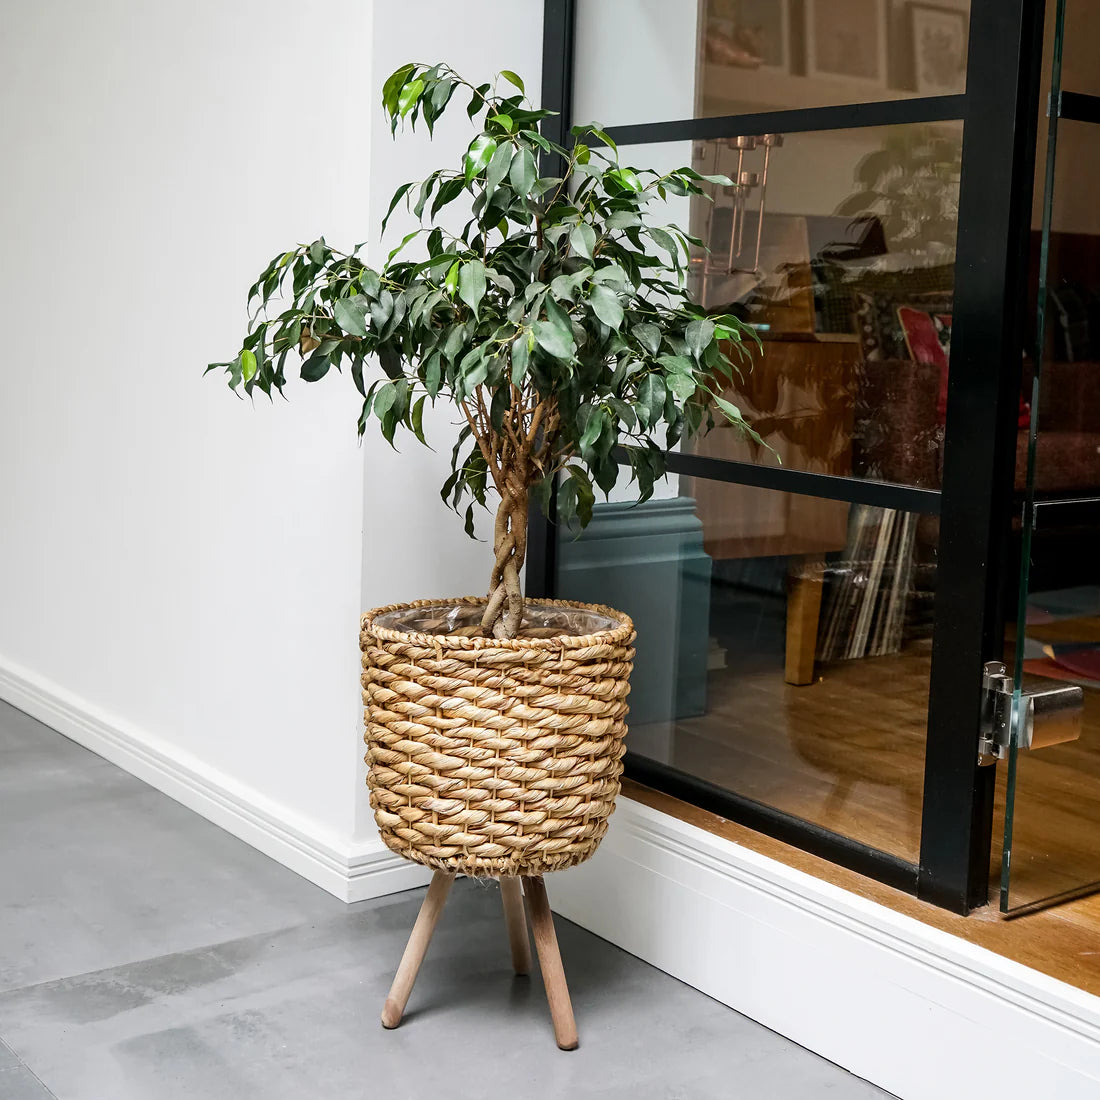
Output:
[804, 0, 889, 88]
[703, 0, 791, 76]
[909, 3, 969, 95]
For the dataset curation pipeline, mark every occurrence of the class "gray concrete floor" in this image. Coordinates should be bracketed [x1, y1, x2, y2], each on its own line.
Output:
[0, 699, 892, 1099]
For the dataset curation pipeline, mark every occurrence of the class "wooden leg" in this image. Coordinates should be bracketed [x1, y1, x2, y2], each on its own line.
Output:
[785, 557, 825, 686]
[381, 870, 454, 1029]
[522, 875, 578, 1051]
[500, 877, 532, 976]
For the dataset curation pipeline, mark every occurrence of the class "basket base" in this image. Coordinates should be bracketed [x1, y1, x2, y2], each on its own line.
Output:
[377, 828, 609, 879]
[381, 872, 578, 1051]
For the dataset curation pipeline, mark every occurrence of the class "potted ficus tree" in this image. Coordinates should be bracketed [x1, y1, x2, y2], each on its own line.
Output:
[209, 62, 756, 1050]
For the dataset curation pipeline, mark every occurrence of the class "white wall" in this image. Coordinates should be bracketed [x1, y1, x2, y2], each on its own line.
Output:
[0, 0, 547, 892]
[0, 0, 369, 867]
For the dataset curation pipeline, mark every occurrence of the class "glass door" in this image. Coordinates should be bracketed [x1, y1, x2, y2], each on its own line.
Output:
[1000, 0, 1100, 913]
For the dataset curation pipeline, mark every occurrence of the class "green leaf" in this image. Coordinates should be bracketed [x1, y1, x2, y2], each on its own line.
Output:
[608, 167, 641, 191]
[633, 323, 661, 356]
[430, 177, 465, 218]
[499, 69, 525, 94]
[564, 465, 595, 528]
[424, 352, 442, 397]
[534, 297, 575, 360]
[657, 354, 693, 374]
[578, 405, 607, 452]
[684, 317, 715, 358]
[387, 230, 419, 263]
[300, 351, 331, 382]
[359, 269, 381, 297]
[488, 112, 514, 132]
[606, 210, 641, 230]
[458, 260, 487, 318]
[637, 374, 666, 427]
[397, 77, 424, 117]
[240, 349, 257, 384]
[464, 134, 498, 182]
[411, 395, 427, 444]
[381, 181, 413, 234]
[588, 284, 623, 330]
[308, 239, 325, 264]
[510, 333, 530, 385]
[508, 147, 537, 196]
[334, 297, 369, 337]
[649, 227, 678, 255]
[533, 317, 574, 360]
[444, 260, 460, 297]
[373, 381, 396, 419]
[382, 63, 416, 116]
[669, 373, 697, 400]
[569, 222, 597, 261]
[713, 394, 744, 424]
[483, 140, 512, 200]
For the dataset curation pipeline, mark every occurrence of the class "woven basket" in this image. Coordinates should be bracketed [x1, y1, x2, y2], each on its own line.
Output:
[360, 597, 636, 878]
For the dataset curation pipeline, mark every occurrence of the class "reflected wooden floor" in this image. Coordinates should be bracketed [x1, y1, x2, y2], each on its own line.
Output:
[654, 642, 932, 863]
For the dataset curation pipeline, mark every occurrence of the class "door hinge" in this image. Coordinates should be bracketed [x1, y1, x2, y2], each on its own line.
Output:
[978, 661, 1013, 766]
[978, 660, 1083, 767]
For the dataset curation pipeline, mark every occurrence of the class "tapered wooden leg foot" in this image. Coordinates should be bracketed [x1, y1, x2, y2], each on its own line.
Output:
[522, 875, 578, 1051]
[500, 877, 532, 975]
[381, 870, 454, 1029]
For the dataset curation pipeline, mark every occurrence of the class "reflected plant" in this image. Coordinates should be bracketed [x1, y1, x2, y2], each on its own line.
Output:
[208, 62, 759, 638]
[834, 125, 962, 266]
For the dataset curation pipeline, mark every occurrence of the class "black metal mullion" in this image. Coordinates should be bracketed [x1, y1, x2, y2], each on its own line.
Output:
[917, 0, 1046, 914]
[603, 94, 966, 148]
[1058, 90, 1100, 124]
[656, 450, 942, 516]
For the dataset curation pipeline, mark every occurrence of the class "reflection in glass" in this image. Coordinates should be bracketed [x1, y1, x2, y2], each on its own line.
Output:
[999, 61, 1100, 908]
[556, 475, 934, 862]
[574, 0, 971, 128]
[1003, 574, 1100, 911]
[646, 123, 962, 489]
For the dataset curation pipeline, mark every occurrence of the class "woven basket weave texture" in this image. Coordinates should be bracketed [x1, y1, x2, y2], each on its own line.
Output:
[361, 597, 636, 878]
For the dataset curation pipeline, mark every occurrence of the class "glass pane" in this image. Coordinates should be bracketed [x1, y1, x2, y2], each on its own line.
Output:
[574, 0, 971, 128]
[1001, 101, 1100, 911]
[619, 124, 962, 487]
[555, 472, 934, 862]
[1061, 0, 1100, 98]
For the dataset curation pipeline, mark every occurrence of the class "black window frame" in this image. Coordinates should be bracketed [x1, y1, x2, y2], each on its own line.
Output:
[533, 0, 1047, 913]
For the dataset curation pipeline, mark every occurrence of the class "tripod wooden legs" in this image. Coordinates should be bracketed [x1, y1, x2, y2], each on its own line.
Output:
[381, 870, 454, 1029]
[500, 876, 532, 975]
[522, 875, 579, 1050]
[379, 872, 577, 1049]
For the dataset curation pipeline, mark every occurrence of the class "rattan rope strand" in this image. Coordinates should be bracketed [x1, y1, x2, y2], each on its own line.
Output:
[361, 597, 635, 877]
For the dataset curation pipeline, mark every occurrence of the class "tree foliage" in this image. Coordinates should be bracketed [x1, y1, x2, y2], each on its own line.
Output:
[209, 62, 759, 636]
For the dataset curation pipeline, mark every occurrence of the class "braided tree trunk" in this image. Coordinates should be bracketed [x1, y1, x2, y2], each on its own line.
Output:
[481, 468, 528, 639]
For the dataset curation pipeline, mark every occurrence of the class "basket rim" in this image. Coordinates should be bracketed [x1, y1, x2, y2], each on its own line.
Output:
[361, 596, 634, 650]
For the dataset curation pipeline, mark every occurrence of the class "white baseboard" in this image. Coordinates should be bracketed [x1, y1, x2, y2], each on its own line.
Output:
[551, 799, 1100, 1100]
[0, 656, 429, 904]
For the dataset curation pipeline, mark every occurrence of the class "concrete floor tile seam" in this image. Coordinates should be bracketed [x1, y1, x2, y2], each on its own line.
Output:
[0, 1036, 59, 1099]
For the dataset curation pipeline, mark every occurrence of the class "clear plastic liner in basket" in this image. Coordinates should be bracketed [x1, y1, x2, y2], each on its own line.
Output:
[372, 602, 622, 639]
